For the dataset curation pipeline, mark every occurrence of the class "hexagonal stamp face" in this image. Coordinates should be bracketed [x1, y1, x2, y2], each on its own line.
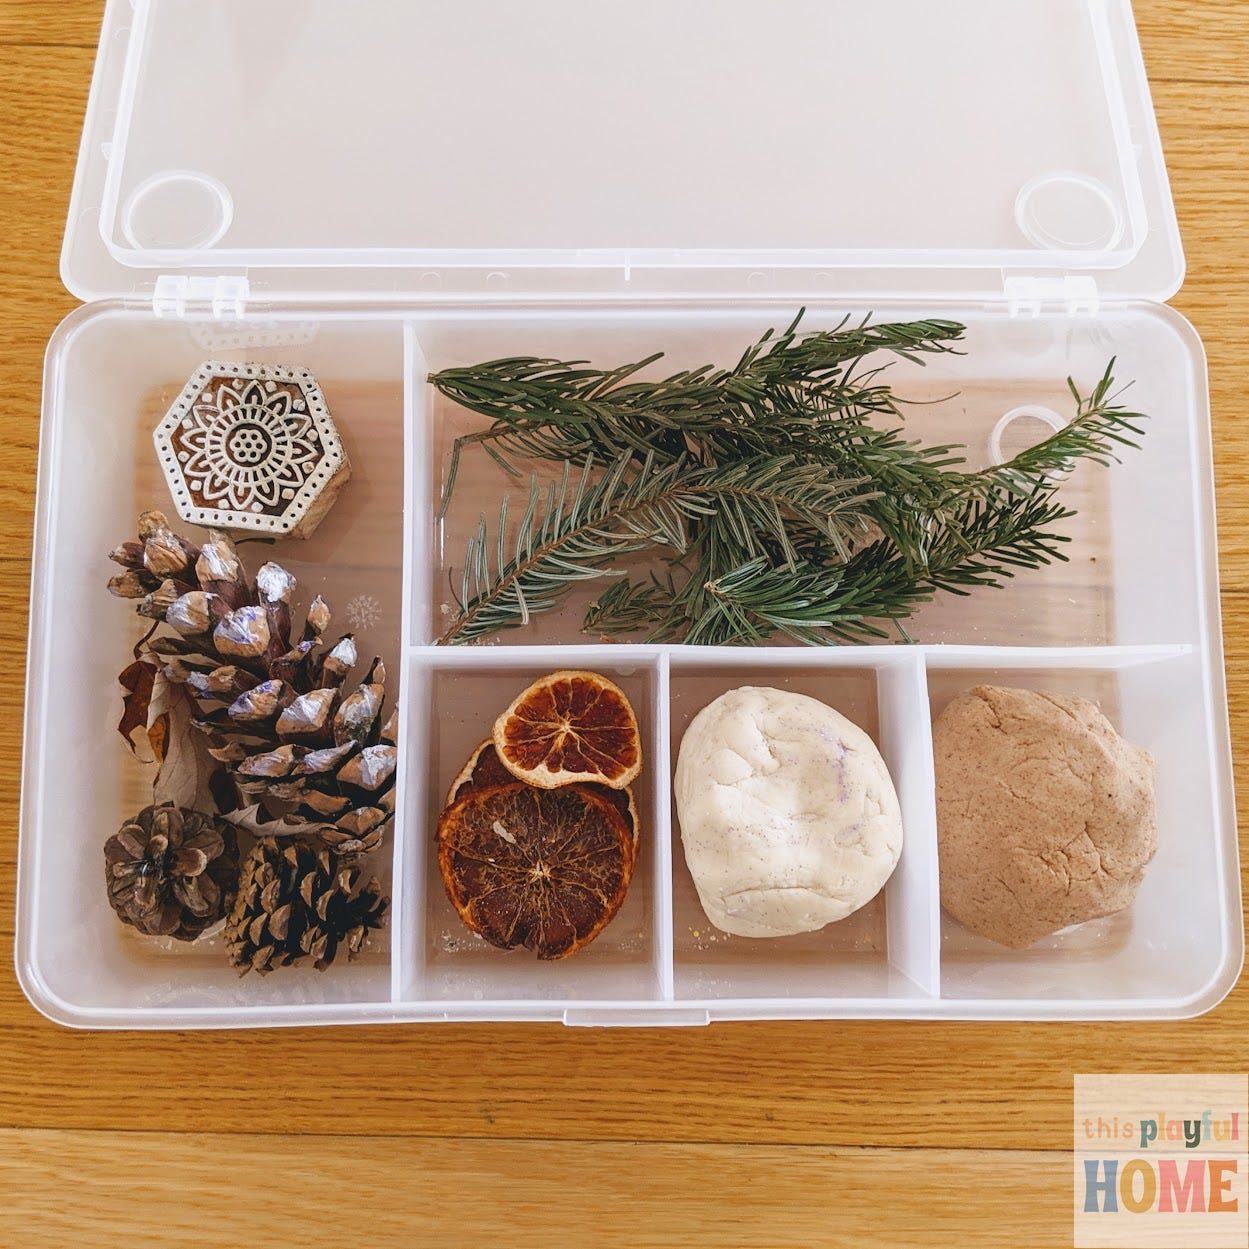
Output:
[153, 361, 351, 539]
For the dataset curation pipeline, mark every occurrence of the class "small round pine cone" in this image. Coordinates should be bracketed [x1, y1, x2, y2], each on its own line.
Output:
[104, 803, 239, 941]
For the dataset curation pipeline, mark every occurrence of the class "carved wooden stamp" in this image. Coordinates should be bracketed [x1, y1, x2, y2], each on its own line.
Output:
[154, 361, 350, 539]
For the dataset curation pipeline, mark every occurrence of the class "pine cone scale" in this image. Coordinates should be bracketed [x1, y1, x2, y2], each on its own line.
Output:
[169, 845, 210, 876]
[339, 744, 397, 792]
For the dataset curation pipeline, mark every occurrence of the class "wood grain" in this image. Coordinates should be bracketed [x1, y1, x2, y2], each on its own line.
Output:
[0, 2, 1246, 1246]
[1135, 0, 1249, 84]
[0, 1130, 1069, 1249]
[0, 0, 102, 46]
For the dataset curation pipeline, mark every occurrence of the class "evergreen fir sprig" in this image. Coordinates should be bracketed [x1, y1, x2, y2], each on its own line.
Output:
[432, 312, 966, 514]
[688, 485, 1076, 646]
[432, 313, 1147, 647]
[973, 362, 1145, 494]
[584, 573, 683, 638]
[583, 480, 1078, 646]
[659, 484, 1079, 649]
[441, 452, 872, 645]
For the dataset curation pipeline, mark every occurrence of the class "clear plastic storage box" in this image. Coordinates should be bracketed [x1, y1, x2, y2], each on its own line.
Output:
[17, 0, 1241, 1027]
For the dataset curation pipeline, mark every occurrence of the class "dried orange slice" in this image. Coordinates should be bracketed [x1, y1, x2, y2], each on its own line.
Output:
[448, 740, 640, 866]
[446, 739, 516, 804]
[492, 671, 642, 790]
[437, 782, 634, 959]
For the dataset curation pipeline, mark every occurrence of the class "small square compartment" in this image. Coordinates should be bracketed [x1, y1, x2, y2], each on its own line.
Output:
[402, 650, 665, 1002]
[667, 653, 936, 1002]
[926, 650, 1238, 1013]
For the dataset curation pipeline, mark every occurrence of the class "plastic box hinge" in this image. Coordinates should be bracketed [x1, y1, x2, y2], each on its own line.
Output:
[1003, 274, 1100, 318]
[152, 274, 250, 319]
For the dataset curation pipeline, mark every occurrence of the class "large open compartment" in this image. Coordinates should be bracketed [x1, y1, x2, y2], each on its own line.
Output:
[417, 303, 1212, 651]
[17, 294, 1239, 1026]
[22, 309, 409, 1022]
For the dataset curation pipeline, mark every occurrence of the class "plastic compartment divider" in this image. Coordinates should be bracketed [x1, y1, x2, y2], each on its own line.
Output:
[388, 335, 1206, 1033]
[393, 655, 430, 1003]
[390, 325, 431, 1003]
[875, 653, 941, 998]
[653, 649, 676, 1000]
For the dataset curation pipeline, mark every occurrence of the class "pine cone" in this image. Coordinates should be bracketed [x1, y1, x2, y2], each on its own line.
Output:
[104, 804, 239, 941]
[109, 511, 397, 856]
[224, 837, 389, 974]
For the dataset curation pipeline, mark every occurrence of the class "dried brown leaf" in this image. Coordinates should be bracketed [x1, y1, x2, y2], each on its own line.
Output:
[219, 803, 332, 839]
[118, 658, 158, 760]
[150, 677, 221, 811]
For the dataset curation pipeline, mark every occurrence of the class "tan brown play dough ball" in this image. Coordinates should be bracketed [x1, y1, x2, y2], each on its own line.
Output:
[933, 685, 1158, 950]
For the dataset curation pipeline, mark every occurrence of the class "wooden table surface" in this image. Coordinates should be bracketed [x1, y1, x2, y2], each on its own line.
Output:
[1, 3, 1246, 1246]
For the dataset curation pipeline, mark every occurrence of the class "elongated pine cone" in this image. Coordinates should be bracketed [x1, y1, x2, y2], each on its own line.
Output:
[104, 804, 239, 941]
[224, 837, 389, 974]
[109, 511, 397, 856]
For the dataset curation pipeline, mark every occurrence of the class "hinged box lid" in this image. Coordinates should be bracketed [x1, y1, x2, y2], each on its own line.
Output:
[63, 0, 1183, 305]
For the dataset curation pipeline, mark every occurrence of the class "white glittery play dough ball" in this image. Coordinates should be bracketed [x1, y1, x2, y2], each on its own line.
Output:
[675, 687, 903, 938]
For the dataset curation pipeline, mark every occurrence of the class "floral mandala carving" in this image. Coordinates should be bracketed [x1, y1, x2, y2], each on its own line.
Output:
[154, 362, 349, 537]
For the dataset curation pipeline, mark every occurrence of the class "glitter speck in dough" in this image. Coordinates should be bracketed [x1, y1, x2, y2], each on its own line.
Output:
[675, 687, 903, 938]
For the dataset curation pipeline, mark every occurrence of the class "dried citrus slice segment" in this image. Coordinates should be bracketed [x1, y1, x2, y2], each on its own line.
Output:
[448, 740, 640, 865]
[437, 782, 634, 960]
[492, 670, 642, 790]
[446, 739, 516, 804]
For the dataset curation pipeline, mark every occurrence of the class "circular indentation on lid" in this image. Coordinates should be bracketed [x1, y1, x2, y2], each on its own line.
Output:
[747, 271, 768, 290]
[1015, 173, 1123, 252]
[120, 170, 234, 252]
[989, 405, 1068, 470]
[486, 271, 508, 289]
